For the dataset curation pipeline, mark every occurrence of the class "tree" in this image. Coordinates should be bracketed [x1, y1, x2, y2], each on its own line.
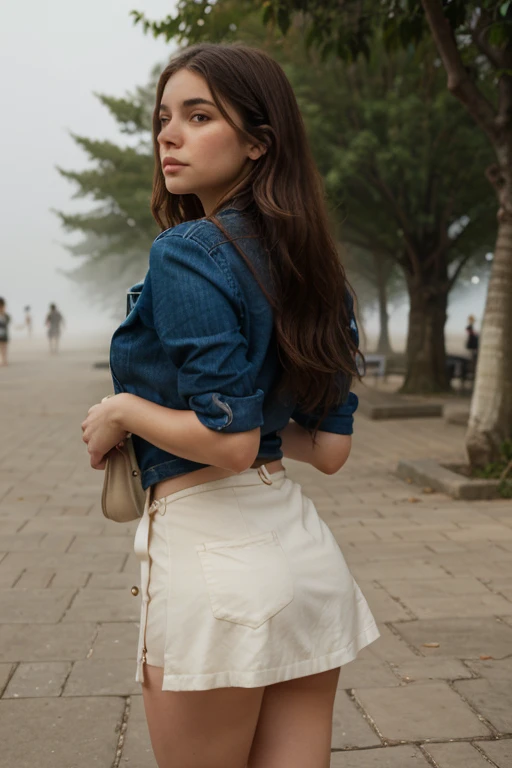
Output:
[289, 40, 495, 392]
[134, 0, 512, 464]
[55, 76, 158, 317]
[344, 246, 406, 356]
[134, 6, 496, 392]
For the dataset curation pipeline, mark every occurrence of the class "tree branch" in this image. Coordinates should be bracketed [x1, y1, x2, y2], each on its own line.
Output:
[421, 0, 499, 143]
[366, 170, 423, 277]
[447, 249, 476, 291]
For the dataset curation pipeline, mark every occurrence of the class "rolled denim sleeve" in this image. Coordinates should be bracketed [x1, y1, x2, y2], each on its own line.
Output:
[291, 290, 359, 435]
[149, 233, 264, 433]
[291, 392, 358, 435]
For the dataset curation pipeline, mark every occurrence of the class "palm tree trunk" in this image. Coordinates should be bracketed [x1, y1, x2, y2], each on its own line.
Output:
[466, 215, 512, 466]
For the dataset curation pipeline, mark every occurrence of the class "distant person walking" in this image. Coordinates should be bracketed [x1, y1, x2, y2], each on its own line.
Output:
[24, 305, 32, 338]
[0, 298, 11, 366]
[45, 303, 64, 354]
[465, 314, 479, 372]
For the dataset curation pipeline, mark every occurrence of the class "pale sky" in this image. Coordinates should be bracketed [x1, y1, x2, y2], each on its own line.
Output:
[0, 0, 489, 347]
[0, 0, 177, 336]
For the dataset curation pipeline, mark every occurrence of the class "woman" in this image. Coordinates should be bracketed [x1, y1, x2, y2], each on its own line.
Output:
[81, 43, 379, 768]
[0, 298, 10, 366]
[45, 303, 64, 354]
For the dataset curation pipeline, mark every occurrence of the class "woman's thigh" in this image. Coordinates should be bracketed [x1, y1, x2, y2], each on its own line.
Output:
[247, 668, 341, 768]
[142, 664, 265, 768]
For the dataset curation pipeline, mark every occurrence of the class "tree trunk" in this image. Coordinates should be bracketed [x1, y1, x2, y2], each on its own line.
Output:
[400, 275, 450, 394]
[466, 214, 512, 467]
[374, 253, 394, 355]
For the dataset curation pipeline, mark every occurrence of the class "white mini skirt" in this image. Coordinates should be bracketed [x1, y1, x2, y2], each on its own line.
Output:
[133, 465, 379, 691]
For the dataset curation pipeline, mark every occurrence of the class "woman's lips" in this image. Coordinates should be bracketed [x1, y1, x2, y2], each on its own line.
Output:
[163, 164, 187, 174]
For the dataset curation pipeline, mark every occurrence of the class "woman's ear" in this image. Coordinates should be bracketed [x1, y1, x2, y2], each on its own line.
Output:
[247, 142, 267, 161]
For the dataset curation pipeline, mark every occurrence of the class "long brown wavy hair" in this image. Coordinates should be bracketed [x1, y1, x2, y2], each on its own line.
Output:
[151, 43, 360, 427]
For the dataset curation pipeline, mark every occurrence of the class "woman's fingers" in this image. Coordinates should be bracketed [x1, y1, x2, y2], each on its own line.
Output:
[89, 451, 107, 469]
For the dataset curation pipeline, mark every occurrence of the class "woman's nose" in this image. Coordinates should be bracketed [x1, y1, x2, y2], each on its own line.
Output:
[158, 122, 182, 147]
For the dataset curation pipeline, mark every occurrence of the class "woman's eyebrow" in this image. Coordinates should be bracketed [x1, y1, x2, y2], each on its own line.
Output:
[159, 98, 216, 113]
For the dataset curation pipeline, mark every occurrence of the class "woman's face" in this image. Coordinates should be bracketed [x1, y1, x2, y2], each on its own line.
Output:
[157, 69, 264, 215]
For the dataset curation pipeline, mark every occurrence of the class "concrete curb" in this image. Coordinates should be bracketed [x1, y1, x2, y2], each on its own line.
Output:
[359, 402, 443, 421]
[396, 458, 501, 500]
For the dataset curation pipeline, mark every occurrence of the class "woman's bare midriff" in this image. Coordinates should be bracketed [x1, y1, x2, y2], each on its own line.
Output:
[152, 458, 284, 502]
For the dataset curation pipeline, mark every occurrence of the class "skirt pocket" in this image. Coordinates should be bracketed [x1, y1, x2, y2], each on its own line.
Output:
[196, 530, 294, 629]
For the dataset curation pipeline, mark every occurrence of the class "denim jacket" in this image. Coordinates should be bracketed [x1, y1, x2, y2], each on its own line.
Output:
[109, 207, 359, 490]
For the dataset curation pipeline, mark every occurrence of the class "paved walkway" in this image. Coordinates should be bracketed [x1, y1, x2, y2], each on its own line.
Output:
[1, 339, 511, 767]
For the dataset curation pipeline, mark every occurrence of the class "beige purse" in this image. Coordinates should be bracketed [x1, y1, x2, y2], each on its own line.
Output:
[100, 396, 146, 523]
[101, 438, 146, 522]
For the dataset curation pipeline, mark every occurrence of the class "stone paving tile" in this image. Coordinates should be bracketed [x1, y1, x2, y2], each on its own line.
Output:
[454, 679, 512, 734]
[63, 658, 139, 696]
[68, 535, 133, 554]
[87, 573, 138, 590]
[476, 739, 512, 766]
[0, 588, 75, 623]
[423, 742, 499, 767]
[3, 661, 71, 698]
[0, 554, 25, 589]
[37, 533, 75, 552]
[0, 696, 125, 768]
[330, 745, 430, 767]
[331, 691, 381, 749]
[465, 657, 512, 682]
[13, 567, 55, 588]
[350, 560, 450, 582]
[355, 584, 414, 622]
[392, 618, 512, 659]
[50, 569, 90, 588]
[394, 593, 512, 620]
[380, 576, 492, 598]
[0, 663, 14, 695]
[355, 682, 491, 741]
[390, 657, 474, 683]
[63, 588, 140, 622]
[0, 533, 45, 551]
[0, 520, 28, 535]
[21, 518, 105, 535]
[0, 623, 97, 662]
[120, 695, 157, 767]
[1, 550, 126, 573]
[446, 525, 512, 542]
[348, 543, 435, 561]
[360, 624, 418, 663]
[90, 622, 139, 659]
[338, 659, 399, 689]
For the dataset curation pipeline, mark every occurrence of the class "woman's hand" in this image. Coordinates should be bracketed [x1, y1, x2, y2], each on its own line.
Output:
[81, 396, 128, 470]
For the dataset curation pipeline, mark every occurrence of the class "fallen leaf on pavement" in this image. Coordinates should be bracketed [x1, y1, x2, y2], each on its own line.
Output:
[422, 642, 440, 648]
[408, 497, 421, 503]
[479, 655, 493, 660]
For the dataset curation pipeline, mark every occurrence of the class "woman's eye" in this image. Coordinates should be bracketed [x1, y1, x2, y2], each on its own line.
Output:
[191, 114, 210, 123]
[159, 117, 169, 127]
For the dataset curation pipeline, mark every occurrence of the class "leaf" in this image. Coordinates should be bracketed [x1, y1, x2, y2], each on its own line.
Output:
[479, 654, 493, 660]
[423, 642, 440, 648]
[500, 2, 511, 18]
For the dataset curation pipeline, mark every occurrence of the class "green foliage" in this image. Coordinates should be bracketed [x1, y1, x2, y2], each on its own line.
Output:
[473, 440, 512, 497]
[284, 36, 496, 276]
[132, 1, 512, 73]
[55, 74, 159, 316]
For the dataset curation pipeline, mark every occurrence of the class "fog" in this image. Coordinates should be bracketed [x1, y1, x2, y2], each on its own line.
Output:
[0, 0, 490, 350]
[0, 0, 177, 338]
